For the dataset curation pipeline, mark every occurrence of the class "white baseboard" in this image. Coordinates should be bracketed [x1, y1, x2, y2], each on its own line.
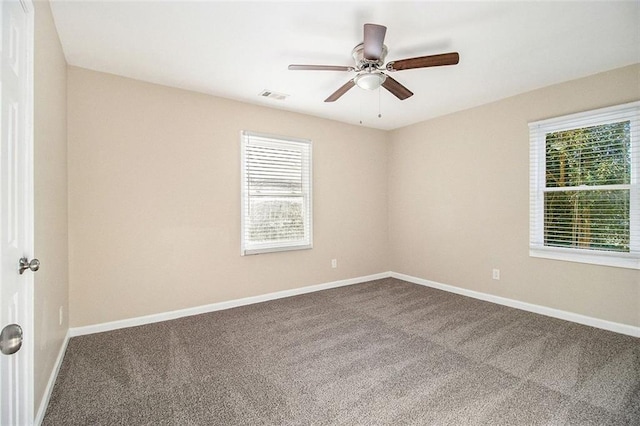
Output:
[390, 272, 640, 338]
[69, 272, 392, 337]
[34, 328, 71, 426]
[69, 270, 639, 339]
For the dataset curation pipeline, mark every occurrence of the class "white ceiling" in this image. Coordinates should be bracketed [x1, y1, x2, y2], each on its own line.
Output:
[50, 1, 640, 130]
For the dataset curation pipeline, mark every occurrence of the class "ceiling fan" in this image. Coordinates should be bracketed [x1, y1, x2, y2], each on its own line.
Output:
[289, 23, 459, 102]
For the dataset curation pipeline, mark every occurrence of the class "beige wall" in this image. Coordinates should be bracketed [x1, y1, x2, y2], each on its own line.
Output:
[67, 63, 639, 329]
[67, 67, 389, 327]
[33, 0, 69, 415]
[389, 64, 640, 327]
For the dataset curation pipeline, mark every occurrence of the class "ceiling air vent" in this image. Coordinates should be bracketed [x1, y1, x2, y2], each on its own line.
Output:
[258, 90, 289, 101]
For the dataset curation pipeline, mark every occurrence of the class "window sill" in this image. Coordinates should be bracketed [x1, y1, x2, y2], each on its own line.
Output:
[530, 247, 640, 270]
[242, 243, 312, 256]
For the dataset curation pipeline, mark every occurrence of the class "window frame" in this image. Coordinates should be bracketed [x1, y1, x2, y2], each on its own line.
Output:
[240, 131, 313, 256]
[529, 101, 640, 270]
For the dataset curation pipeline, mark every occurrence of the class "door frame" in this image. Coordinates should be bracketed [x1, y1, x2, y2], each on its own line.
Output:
[24, 0, 35, 422]
[19, 0, 34, 422]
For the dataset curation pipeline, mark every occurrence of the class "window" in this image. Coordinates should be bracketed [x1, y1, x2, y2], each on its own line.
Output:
[240, 131, 312, 255]
[529, 101, 639, 269]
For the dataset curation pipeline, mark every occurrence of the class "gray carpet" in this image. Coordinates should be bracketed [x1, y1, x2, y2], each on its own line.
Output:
[43, 278, 640, 425]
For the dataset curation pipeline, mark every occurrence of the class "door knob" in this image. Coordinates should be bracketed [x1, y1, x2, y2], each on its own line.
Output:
[0, 324, 23, 355]
[19, 257, 40, 274]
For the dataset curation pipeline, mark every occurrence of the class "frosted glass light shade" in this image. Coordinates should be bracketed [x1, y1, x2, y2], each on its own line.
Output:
[354, 72, 386, 90]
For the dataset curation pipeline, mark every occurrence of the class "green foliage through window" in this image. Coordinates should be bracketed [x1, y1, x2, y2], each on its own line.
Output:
[543, 121, 630, 252]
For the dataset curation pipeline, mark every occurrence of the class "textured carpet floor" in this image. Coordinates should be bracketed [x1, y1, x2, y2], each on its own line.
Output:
[44, 278, 640, 425]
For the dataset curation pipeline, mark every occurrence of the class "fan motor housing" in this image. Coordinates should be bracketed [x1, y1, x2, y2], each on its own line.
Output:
[352, 43, 388, 70]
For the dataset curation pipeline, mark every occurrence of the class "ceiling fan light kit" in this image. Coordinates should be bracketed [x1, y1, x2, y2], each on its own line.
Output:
[354, 71, 386, 90]
[289, 23, 459, 103]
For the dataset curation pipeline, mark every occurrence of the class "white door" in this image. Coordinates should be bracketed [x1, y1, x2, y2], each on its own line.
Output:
[0, 0, 34, 424]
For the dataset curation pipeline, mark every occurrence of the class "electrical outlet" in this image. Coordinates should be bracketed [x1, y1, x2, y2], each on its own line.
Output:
[331, 259, 337, 269]
[492, 269, 500, 280]
[59, 306, 63, 325]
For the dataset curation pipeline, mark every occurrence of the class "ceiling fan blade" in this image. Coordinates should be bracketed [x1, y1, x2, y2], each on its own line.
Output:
[363, 23, 387, 60]
[382, 75, 413, 100]
[324, 80, 356, 102]
[386, 52, 459, 72]
[289, 64, 354, 72]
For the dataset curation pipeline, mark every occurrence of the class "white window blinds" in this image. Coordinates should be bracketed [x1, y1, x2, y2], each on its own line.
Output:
[529, 101, 640, 269]
[241, 131, 312, 255]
